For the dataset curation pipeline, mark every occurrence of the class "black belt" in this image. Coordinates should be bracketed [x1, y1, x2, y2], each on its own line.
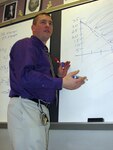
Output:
[12, 96, 50, 108]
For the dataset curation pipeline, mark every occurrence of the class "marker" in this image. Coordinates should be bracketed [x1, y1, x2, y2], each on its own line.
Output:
[61, 62, 65, 70]
[54, 57, 60, 64]
[73, 75, 80, 79]
[73, 75, 88, 81]
[51, 55, 65, 69]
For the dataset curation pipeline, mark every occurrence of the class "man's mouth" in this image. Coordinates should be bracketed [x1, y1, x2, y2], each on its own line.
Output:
[44, 30, 50, 33]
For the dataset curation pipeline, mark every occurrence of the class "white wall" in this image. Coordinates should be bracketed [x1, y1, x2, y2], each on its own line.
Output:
[0, 129, 12, 150]
[1, 124, 113, 150]
[49, 130, 113, 150]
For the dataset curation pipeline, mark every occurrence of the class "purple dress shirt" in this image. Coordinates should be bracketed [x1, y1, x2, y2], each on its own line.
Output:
[9, 36, 62, 103]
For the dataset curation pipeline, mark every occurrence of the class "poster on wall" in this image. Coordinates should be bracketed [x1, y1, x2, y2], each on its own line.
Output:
[25, 0, 42, 15]
[2, 1, 18, 22]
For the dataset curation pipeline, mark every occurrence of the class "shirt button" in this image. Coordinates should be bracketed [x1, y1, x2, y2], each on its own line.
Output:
[42, 84, 45, 87]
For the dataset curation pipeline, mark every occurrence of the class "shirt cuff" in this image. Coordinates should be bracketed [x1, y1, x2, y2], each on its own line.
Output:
[53, 77, 63, 90]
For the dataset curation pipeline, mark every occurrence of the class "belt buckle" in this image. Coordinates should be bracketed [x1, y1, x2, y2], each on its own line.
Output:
[39, 99, 50, 108]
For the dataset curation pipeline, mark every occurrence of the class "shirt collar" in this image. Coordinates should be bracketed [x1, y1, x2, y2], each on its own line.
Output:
[31, 35, 48, 53]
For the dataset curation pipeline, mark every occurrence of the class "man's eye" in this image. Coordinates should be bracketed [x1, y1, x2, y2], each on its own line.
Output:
[49, 22, 53, 26]
[41, 21, 46, 24]
[40, 20, 53, 26]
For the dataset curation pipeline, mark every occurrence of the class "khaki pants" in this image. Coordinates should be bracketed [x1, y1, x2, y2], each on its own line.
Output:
[7, 97, 50, 150]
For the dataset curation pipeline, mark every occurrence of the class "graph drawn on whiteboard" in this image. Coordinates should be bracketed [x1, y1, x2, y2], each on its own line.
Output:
[59, 0, 113, 122]
[72, 17, 113, 56]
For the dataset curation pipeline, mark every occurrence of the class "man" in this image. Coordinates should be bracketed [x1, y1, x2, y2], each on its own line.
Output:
[8, 12, 87, 150]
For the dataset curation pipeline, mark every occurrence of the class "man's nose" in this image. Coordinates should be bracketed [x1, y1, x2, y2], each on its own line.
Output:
[46, 22, 50, 27]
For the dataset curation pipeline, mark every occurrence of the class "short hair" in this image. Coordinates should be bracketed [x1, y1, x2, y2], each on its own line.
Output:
[32, 12, 51, 25]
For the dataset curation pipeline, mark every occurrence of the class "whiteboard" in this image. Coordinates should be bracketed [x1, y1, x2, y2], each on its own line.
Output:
[0, 19, 50, 122]
[0, 19, 33, 122]
[59, 0, 113, 122]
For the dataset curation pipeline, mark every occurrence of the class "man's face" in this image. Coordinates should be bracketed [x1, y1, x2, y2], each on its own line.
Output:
[32, 15, 53, 44]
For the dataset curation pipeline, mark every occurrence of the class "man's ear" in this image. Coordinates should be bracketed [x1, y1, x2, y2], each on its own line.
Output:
[31, 24, 35, 32]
